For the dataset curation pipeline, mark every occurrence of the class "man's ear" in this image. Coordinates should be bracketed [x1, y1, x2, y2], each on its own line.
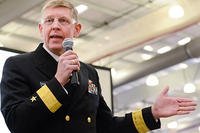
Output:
[38, 23, 43, 37]
[74, 23, 81, 38]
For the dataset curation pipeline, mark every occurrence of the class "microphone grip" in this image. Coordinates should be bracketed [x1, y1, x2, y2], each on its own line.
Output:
[70, 71, 80, 87]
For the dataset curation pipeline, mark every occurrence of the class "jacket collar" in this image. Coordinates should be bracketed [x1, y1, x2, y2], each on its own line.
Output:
[33, 43, 58, 79]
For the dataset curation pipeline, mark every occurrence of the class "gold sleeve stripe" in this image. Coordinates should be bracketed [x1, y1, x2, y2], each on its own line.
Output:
[37, 85, 62, 113]
[132, 109, 150, 133]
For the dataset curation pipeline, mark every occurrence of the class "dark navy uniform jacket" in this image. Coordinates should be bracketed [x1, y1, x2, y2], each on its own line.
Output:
[1, 43, 160, 133]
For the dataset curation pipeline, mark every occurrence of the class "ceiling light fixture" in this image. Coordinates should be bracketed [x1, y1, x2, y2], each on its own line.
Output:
[178, 63, 188, 69]
[141, 53, 153, 60]
[157, 46, 171, 54]
[168, 4, 184, 19]
[183, 83, 196, 93]
[178, 37, 191, 45]
[146, 75, 159, 86]
[144, 45, 154, 52]
[76, 4, 88, 14]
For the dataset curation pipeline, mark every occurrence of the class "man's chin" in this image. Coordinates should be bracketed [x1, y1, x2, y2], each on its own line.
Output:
[49, 42, 62, 47]
[48, 43, 62, 50]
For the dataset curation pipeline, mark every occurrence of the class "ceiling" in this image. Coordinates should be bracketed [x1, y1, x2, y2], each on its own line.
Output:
[0, 0, 200, 132]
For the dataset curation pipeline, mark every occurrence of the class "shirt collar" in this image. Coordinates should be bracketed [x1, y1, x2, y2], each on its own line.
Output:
[43, 44, 59, 62]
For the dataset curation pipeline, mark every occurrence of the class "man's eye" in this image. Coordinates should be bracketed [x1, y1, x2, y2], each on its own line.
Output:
[45, 18, 53, 23]
[59, 18, 69, 24]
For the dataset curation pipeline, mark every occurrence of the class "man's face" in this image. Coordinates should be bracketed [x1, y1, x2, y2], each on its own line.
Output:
[38, 7, 81, 55]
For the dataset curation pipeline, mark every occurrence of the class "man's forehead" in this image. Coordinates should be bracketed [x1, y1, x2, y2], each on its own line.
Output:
[42, 6, 72, 17]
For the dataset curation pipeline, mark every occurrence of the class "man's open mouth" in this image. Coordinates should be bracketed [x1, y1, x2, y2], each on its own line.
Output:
[50, 35, 64, 39]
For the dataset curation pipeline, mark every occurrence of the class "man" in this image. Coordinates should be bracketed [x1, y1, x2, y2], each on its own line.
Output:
[0, 0, 197, 133]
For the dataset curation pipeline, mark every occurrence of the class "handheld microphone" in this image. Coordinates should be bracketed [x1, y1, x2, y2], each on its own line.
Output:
[62, 38, 80, 87]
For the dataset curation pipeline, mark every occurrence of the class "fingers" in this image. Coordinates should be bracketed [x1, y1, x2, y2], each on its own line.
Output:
[61, 50, 79, 64]
[178, 101, 197, 107]
[58, 51, 80, 72]
[71, 59, 76, 65]
[63, 59, 79, 71]
[56, 51, 80, 86]
[178, 101, 196, 112]
[178, 106, 196, 111]
[62, 50, 76, 56]
[177, 111, 190, 115]
[176, 98, 197, 112]
[177, 97, 195, 103]
[177, 106, 196, 115]
[69, 60, 80, 72]
[71, 59, 79, 66]
[160, 86, 169, 96]
[176, 99, 197, 115]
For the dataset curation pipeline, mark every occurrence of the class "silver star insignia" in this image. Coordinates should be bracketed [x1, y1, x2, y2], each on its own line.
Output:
[30, 96, 37, 102]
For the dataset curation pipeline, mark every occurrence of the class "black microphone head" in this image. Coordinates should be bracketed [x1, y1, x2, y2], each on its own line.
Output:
[62, 38, 74, 51]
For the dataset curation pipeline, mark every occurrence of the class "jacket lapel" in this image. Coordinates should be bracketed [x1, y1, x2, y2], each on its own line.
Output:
[33, 43, 57, 79]
[68, 63, 89, 110]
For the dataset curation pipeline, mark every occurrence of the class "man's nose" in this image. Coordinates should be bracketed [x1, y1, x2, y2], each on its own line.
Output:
[52, 19, 61, 29]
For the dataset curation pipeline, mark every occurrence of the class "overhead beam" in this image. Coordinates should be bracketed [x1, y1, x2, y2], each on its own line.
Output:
[0, 30, 40, 42]
[114, 37, 200, 87]
[73, 0, 119, 17]
[15, 18, 38, 27]
[0, 0, 44, 27]
[125, 0, 149, 5]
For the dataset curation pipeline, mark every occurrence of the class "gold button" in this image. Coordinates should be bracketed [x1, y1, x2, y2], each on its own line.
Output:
[65, 115, 70, 122]
[87, 117, 91, 123]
